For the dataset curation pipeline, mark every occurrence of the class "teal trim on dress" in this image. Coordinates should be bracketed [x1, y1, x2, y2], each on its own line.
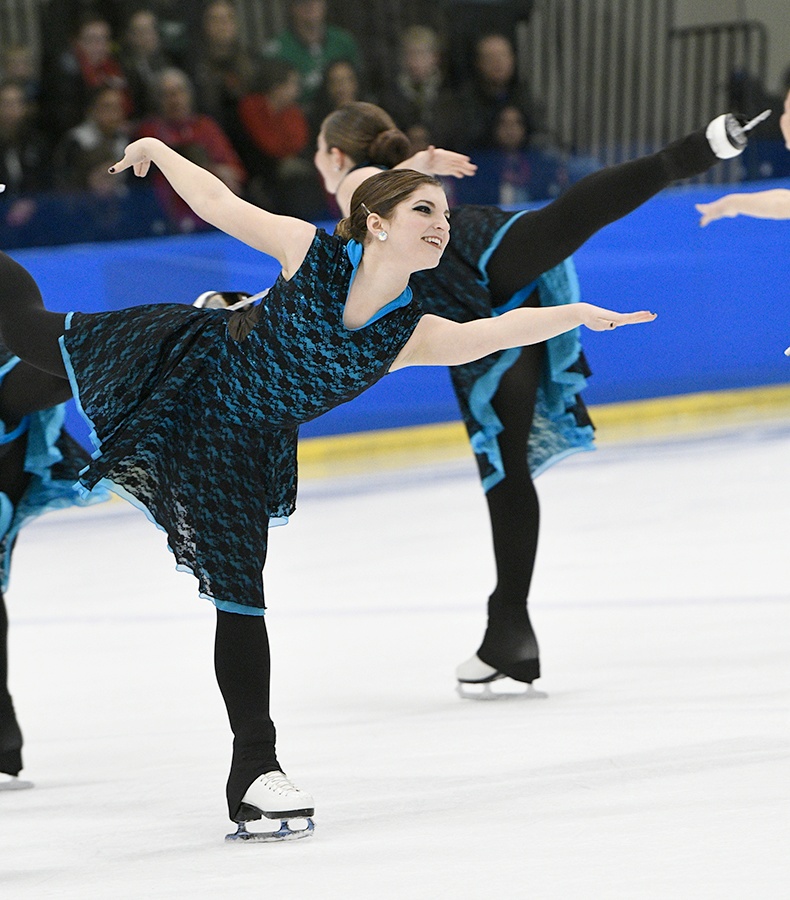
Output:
[477, 209, 530, 286]
[0, 351, 109, 590]
[466, 256, 595, 493]
[343, 239, 413, 330]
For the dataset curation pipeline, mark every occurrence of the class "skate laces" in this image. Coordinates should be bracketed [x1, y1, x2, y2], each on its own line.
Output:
[261, 771, 304, 797]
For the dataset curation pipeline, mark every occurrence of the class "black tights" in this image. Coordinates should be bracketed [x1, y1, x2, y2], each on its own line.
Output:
[0, 589, 23, 775]
[473, 128, 718, 679]
[214, 609, 279, 820]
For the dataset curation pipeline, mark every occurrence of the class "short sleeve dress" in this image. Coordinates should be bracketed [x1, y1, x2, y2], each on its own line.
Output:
[59, 230, 421, 615]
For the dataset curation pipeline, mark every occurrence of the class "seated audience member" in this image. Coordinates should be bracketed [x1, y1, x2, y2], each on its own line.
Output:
[136, 67, 246, 232]
[53, 84, 131, 195]
[44, 13, 132, 137]
[456, 104, 600, 205]
[308, 58, 368, 138]
[378, 26, 454, 149]
[190, 0, 261, 151]
[0, 80, 51, 232]
[0, 45, 42, 111]
[266, 0, 362, 115]
[443, 31, 545, 153]
[119, 6, 177, 119]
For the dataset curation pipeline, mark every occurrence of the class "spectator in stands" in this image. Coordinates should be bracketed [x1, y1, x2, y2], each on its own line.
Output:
[0, 45, 41, 111]
[0, 80, 51, 231]
[45, 13, 132, 137]
[53, 85, 131, 196]
[266, 0, 362, 114]
[119, 7, 177, 120]
[444, 32, 545, 153]
[308, 58, 368, 139]
[237, 57, 320, 214]
[136, 67, 246, 232]
[378, 25, 454, 151]
[189, 0, 261, 152]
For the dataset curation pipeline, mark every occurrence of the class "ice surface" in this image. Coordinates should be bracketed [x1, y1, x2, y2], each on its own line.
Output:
[1, 423, 788, 899]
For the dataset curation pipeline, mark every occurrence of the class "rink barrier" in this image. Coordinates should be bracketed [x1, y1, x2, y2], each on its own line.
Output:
[8, 178, 789, 451]
[297, 383, 790, 479]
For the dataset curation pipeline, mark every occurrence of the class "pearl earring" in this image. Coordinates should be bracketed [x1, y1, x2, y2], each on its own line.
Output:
[377, 230, 388, 242]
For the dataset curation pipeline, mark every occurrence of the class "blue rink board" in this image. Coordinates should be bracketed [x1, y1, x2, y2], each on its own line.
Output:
[9, 180, 789, 448]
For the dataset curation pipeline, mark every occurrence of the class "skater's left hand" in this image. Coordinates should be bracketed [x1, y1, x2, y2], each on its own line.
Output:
[579, 304, 657, 331]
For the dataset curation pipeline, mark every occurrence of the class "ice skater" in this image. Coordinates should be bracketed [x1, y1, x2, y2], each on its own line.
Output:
[303, 101, 757, 697]
[0, 346, 108, 791]
[0, 138, 654, 840]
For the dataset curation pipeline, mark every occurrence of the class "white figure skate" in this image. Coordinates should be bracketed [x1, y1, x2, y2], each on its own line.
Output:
[192, 289, 268, 310]
[455, 654, 547, 701]
[706, 109, 770, 159]
[0, 772, 33, 791]
[225, 770, 315, 843]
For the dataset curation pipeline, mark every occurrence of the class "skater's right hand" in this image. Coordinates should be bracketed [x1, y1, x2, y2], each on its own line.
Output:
[579, 303, 657, 331]
[109, 138, 163, 178]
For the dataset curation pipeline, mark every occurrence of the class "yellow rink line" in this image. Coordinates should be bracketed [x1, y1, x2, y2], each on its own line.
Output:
[297, 383, 790, 480]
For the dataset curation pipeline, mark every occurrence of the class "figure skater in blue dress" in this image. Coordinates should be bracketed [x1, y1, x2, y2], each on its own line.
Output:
[0, 349, 108, 791]
[303, 102, 753, 695]
[0, 139, 654, 840]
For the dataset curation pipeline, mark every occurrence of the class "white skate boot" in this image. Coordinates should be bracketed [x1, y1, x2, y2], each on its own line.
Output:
[706, 109, 770, 159]
[193, 290, 266, 310]
[455, 654, 547, 701]
[0, 772, 33, 791]
[226, 770, 315, 843]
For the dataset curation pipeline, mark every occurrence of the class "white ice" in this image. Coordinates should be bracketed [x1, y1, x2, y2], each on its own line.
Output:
[1, 422, 788, 899]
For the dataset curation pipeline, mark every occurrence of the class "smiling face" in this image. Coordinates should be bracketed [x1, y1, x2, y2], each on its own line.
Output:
[378, 183, 450, 270]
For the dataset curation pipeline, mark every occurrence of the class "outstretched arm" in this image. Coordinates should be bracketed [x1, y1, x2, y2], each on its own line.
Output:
[395, 146, 477, 179]
[696, 189, 790, 225]
[110, 138, 315, 277]
[393, 304, 656, 369]
[334, 149, 476, 215]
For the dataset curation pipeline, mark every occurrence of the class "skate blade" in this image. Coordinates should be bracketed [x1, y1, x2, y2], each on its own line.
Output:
[0, 775, 34, 791]
[456, 681, 548, 701]
[226, 817, 315, 843]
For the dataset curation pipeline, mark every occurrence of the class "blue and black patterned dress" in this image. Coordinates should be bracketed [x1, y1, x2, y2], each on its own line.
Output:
[59, 230, 421, 615]
[412, 204, 594, 492]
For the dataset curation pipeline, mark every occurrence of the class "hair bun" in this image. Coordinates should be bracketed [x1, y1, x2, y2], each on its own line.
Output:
[368, 128, 411, 168]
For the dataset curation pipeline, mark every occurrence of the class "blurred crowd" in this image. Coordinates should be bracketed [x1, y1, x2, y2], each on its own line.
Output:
[11, 0, 782, 248]
[0, 0, 595, 246]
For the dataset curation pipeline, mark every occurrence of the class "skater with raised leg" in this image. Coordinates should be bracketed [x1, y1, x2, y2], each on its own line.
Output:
[0, 141, 652, 838]
[305, 102, 760, 698]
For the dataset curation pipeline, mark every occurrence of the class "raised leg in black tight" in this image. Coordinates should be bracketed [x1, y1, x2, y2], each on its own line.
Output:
[476, 342, 544, 682]
[214, 609, 280, 820]
[487, 129, 717, 298]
